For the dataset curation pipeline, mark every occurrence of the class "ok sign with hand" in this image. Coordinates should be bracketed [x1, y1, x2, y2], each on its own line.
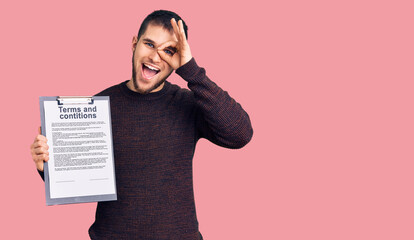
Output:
[157, 18, 192, 70]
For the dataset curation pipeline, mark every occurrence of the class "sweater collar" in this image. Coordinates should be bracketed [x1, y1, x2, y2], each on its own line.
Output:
[120, 80, 171, 100]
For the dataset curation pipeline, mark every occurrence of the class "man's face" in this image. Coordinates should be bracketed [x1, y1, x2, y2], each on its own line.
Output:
[128, 24, 177, 94]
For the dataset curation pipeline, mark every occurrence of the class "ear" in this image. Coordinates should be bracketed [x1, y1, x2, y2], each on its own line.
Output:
[132, 36, 138, 52]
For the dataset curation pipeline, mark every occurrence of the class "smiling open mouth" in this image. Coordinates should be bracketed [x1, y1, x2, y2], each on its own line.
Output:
[142, 63, 160, 79]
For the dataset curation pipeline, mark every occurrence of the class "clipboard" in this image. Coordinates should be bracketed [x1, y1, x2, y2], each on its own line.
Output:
[39, 96, 117, 205]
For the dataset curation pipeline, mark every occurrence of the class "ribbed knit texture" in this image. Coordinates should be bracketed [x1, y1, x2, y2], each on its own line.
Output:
[40, 58, 253, 239]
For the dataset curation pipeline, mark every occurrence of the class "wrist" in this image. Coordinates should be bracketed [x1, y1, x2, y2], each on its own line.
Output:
[176, 57, 198, 79]
[181, 55, 192, 67]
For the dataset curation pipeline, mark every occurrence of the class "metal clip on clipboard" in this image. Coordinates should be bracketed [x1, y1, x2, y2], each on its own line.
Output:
[57, 96, 94, 105]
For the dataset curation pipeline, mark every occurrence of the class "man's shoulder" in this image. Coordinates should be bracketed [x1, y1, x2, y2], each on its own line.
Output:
[168, 82, 195, 103]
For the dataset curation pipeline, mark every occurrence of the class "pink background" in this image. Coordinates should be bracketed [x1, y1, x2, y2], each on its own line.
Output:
[1, 0, 413, 239]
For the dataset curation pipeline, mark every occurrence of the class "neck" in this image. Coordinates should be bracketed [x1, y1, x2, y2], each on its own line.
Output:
[126, 79, 165, 94]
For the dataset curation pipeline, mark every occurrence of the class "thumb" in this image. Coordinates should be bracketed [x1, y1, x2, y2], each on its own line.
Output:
[157, 49, 172, 64]
[38, 126, 42, 135]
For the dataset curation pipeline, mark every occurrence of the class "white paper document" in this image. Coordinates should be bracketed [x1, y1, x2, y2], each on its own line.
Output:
[40, 96, 117, 205]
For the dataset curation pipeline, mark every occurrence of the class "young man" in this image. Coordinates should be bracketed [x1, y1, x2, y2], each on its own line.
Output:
[31, 10, 253, 239]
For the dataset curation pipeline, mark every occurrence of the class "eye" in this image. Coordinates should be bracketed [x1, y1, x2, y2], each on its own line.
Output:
[163, 48, 176, 56]
[145, 42, 154, 48]
[164, 49, 173, 56]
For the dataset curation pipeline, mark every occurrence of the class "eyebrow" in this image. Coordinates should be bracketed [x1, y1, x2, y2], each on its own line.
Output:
[142, 38, 156, 44]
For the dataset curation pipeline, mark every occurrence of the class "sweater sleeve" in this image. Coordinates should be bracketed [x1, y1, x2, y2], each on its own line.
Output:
[176, 58, 253, 149]
[38, 169, 45, 181]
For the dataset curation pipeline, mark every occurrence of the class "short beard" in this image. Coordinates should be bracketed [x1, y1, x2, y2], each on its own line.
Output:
[131, 51, 170, 94]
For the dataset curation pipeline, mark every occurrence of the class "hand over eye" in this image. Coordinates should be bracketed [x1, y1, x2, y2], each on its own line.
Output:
[157, 18, 192, 70]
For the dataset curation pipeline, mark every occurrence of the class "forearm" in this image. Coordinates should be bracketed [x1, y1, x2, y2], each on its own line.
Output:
[176, 58, 253, 148]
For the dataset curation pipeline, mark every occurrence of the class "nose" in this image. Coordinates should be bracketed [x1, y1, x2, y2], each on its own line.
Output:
[148, 48, 161, 63]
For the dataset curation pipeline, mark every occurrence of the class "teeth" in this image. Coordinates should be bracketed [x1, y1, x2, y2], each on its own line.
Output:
[144, 64, 160, 71]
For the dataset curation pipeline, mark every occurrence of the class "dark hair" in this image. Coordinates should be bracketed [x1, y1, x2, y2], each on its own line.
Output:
[137, 10, 188, 40]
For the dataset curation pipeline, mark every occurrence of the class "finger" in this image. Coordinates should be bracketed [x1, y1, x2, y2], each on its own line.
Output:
[157, 49, 172, 64]
[158, 40, 179, 66]
[32, 154, 48, 172]
[38, 126, 42, 134]
[33, 152, 49, 162]
[178, 20, 187, 41]
[35, 161, 44, 171]
[32, 139, 49, 149]
[34, 134, 48, 143]
[31, 141, 49, 153]
[31, 152, 49, 164]
[170, 18, 181, 42]
[158, 40, 178, 51]
[34, 155, 47, 171]
[158, 49, 180, 69]
[33, 146, 49, 155]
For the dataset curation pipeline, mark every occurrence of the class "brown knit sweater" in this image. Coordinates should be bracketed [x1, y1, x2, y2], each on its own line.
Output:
[40, 58, 253, 239]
